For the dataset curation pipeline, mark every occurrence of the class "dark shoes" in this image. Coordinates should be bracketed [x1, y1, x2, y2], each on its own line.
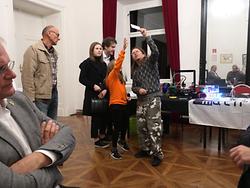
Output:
[94, 139, 110, 148]
[151, 155, 162, 166]
[110, 148, 122, 160]
[118, 140, 129, 151]
[102, 135, 112, 142]
[134, 150, 150, 158]
[135, 150, 162, 166]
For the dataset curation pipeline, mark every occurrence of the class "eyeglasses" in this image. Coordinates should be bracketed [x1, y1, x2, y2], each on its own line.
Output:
[0, 60, 15, 75]
[49, 31, 60, 37]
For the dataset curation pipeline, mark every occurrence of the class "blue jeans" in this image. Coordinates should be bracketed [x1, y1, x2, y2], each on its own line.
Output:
[35, 87, 58, 120]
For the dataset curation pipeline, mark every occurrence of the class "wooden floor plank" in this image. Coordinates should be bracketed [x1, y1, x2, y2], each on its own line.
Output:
[58, 116, 242, 188]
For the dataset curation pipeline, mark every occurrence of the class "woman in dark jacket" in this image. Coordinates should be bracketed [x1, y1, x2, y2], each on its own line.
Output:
[79, 42, 109, 148]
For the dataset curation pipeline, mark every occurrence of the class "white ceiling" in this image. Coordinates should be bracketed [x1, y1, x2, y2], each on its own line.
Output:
[13, 0, 154, 16]
[119, 0, 153, 5]
[13, 0, 59, 16]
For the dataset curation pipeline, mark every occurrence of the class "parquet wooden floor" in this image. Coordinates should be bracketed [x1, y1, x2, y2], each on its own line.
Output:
[58, 115, 242, 188]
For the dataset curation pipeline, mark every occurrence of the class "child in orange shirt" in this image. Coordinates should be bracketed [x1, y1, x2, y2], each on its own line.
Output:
[106, 38, 129, 159]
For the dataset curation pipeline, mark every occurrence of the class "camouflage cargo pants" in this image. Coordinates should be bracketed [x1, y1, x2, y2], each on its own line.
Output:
[136, 97, 164, 159]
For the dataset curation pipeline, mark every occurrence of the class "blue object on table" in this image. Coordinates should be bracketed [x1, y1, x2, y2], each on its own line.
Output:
[162, 83, 170, 94]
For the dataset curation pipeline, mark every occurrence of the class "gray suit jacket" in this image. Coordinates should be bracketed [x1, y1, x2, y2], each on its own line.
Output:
[0, 91, 75, 188]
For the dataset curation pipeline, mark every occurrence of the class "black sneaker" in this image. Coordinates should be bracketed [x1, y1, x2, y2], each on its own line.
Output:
[102, 135, 112, 142]
[134, 150, 150, 158]
[110, 149, 122, 160]
[151, 156, 162, 166]
[95, 140, 110, 148]
[118, 141, 129, 151]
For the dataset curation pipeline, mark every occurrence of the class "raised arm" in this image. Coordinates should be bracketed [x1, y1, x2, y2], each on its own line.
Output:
[140, 28, 159, 63]
[113, 38, 127, 72]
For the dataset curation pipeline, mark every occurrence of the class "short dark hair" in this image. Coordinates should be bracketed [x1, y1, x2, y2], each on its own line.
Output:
[102, 37, 117, 48]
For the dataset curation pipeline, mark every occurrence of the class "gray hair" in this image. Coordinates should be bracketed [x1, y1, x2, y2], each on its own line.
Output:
[42, 25, 55, 36]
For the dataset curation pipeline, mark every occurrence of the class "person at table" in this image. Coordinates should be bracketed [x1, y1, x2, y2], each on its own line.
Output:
[226, 64, 245, 86]
[131, 27, 163, 166]
[230, 126, 250, 188]
[207, 65, 221, 85]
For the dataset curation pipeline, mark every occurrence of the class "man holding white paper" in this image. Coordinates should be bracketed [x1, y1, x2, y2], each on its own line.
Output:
[131, 27, 164, 166]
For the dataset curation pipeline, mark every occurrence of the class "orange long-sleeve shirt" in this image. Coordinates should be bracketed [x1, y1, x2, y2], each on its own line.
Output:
[106, 50, 127, 105]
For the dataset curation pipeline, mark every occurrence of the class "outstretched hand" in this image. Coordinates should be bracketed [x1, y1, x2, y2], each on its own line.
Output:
[140, 28, 148, 37]
[123, 38, 128, 51]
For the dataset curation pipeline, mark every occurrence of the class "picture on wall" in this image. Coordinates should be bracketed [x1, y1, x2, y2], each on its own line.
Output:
[220, 53, 233, 64]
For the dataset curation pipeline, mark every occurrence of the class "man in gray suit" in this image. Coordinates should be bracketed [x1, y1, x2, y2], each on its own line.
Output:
[0, 42, 76, 187]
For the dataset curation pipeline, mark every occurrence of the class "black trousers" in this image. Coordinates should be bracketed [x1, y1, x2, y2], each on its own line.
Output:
[238, 168, 250, 188]
[110, 104, 128, 148]
[106, 108, 113, 137]
[91, 114, 107, 138]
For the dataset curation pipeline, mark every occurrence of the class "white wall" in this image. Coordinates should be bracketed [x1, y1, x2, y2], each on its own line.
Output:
[1, 0, 202, 116]
[0, 0, 103, 116]
[206, 0, 248, 78]
[0, 0, 15, 58]
[61, 0, 103, 115]
[117, 0, 201, 86]
[14, 10, 45, 90]
[68, 0, 202, 111]
[117, 0, 163, 86]
[21, 0, 103, 115]
[178, 0, 201, 84]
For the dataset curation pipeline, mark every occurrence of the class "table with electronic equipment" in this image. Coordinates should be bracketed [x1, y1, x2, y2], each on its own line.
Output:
[129, 95, 190, 116]
[189, 97, 250, 150]
[128, 96, 190, 135]
[161, 96, 189, 115]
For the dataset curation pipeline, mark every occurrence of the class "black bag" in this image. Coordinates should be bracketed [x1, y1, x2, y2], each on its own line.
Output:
[91, 98, 109, 114]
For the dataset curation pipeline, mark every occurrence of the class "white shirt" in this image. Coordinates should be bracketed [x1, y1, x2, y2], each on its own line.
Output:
[0, 99, 57, 164]
[103, 51, 110, 65]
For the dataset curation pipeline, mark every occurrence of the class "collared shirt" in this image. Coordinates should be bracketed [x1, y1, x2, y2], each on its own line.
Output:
[103, 51, 110, 65]
[0, 99, 57, 164]
[44, 43, 57, 87]
[48, 49, 57, 87]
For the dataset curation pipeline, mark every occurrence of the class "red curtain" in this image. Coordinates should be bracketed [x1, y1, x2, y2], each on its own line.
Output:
[103, 0, 117, 38]
[162, 0, 180, 82]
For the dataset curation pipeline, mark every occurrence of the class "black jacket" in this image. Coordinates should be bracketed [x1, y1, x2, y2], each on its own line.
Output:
[79, 58, 107, 115]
